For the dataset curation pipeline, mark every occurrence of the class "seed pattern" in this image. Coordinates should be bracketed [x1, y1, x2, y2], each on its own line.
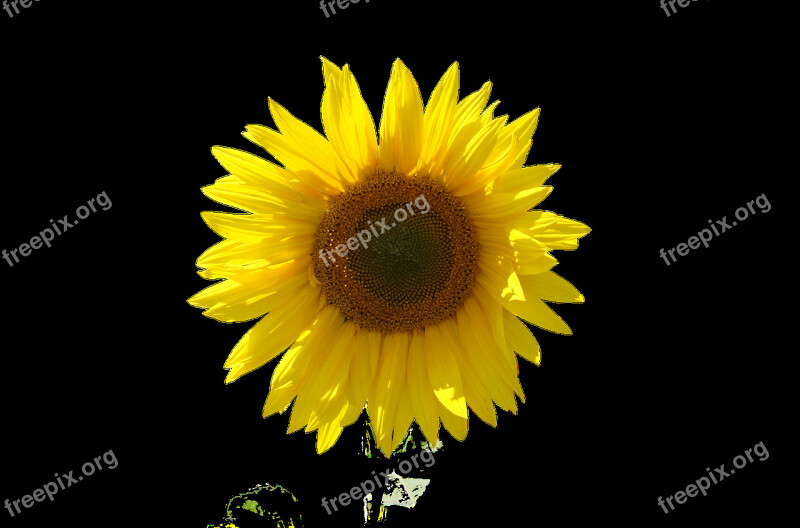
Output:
[313, 171, 480, 333]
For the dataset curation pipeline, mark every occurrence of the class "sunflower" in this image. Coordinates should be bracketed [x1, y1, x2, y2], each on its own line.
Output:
[189, 58, 590, 456]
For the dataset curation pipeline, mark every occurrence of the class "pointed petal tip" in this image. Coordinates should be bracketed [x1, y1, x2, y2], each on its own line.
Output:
[223, 368, 240, 384]
[392, 58, 410, 73]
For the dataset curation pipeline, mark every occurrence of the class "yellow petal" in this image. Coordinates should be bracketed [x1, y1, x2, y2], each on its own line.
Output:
[477, 253, 525, 304]
[406, 331, 440, 445]
[496, 108, 540, 168]
[443, 117, 504, 191]
[262, 307, 342, 417]
[223, 286, 321, 382]
[200, 258, 310, 290]
[268, 97, 352, 183]
[210, 146, 299, 201]
[481, 101, 503, 125]
[421, 62, 459, 166]
[201, 180, 324, 225]
[368, 332, 409, 456]
[348, 329, 381, 412]
[438, 318, 497, 427]
[321, 61, 379, 180]
[503, 310, 541, 366]
[515, 212, 591, 250]
[520, 271, 585, 304]
[283, 314, 350, 433]
[429, 118, 481, 180]
[316, 402, 348, 454]
[464, 186, 553, 221]
[243, 124, 344, 197]
[190, 273, 306, 323]
[201, 180, 286, 214]
[438, 401, 469, 441]
[492, 163, 561, 195]
[292, 322, 356, 429]
[378, 59, 424, 175]
[508, 229, 558, 275]
[389, 383, 415, 453]
[453, 81, 492, 135]
[462, 291, 524, 399]
[456, 308, 518, 414]
[195, 237, 309, 268]
[451, 133, 519, 197]
[472, 281, 517, 372]
[424, 325, 468, 419]
[261, 344, 306, 417]
[312, 387, 363, 432]
[500, 294, 572, 336]
[517, 254, 558, 275]
[200, 212, 273, 243]
[201, 212, 317, 244]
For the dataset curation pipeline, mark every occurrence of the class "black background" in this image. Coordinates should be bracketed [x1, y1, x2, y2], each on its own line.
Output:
[0, 1, 791, 526]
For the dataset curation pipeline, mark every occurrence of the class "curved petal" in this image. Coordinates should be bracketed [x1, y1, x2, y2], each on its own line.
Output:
[406, 331, 441, 445]
[321, 59, 380, 181]
[368, 332, 409, 456]
[424, 325, 468, 419]
[223, 285, 322, 383]
[378, 59, 424, 175]
[420, 62, 459, 168]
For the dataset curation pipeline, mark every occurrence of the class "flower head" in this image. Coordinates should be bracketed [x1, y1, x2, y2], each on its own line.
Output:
[190, 58, 590, 455]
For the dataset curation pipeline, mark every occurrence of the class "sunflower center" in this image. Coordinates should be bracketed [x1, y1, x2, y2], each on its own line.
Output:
[313, 171, 479, 333]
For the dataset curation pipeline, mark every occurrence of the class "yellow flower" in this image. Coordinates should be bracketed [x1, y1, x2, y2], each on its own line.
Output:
[189, 58, 590, 456]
